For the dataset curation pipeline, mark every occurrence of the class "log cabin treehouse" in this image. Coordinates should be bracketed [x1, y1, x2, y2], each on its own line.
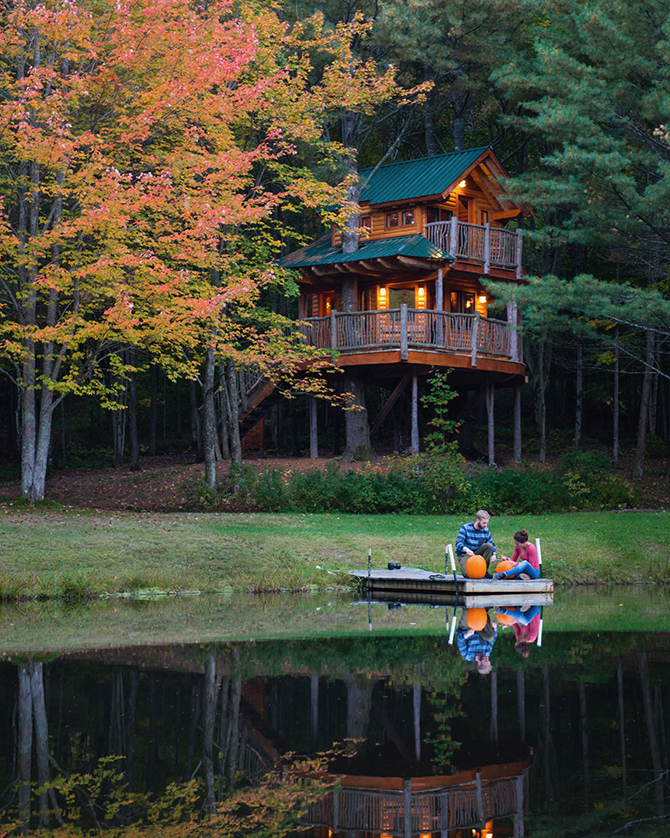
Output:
[276, 146, 532, 460]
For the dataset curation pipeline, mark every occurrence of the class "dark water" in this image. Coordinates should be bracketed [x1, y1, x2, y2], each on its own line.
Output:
[1, 593, 669, 836]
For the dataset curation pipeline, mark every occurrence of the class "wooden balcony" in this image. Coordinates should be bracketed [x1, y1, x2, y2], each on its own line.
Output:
[298, 306, 522, 369]
[425, 219, 523, 278]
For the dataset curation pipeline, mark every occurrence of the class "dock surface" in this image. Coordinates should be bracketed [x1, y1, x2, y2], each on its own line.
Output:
[350, 567, 553, 596]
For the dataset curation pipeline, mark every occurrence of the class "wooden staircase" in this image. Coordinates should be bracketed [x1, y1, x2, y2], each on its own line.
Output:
[238, 376, 281, 440]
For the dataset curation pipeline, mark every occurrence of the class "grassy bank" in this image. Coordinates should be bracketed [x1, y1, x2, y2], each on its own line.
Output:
[0, 504, 669, 600]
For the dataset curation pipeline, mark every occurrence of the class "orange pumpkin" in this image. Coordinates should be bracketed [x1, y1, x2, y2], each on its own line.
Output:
[466, 608, 488, 631]
[496, 612, 516, 626]
[465, 554, 487, 579]
[495, 560, 516, 575]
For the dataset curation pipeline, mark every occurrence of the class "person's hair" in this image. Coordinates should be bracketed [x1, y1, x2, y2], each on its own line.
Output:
[513, 528, 529, 544]
[475, 510, 490, 522]
[515, 641, 531, 658]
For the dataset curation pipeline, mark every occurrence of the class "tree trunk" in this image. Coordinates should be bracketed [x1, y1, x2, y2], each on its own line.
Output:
[149, 362, 159, 457]
[424, 79, 437, 156]
[203, 343, 218, 491]
[224, 360, 242, 464]
[525, 330, 552, 463]
[452, 90, 469, 151]
[128, 348, 140, 472]
[189, 378, 204, 461]
[29, 663, 57, 829]
[639, 651, 665, 817]
[574, 342, 583, 449]
[226, 678, 242, 794]
[613, 329, 620, 465]
[343, 374, 372, 461]
[635, 328, 655, 478]
[18, 665, 33, 835]
[202, 656, 217, 814]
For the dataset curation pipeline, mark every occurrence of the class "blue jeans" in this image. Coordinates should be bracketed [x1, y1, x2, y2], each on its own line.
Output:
[497, 560, 539, 580]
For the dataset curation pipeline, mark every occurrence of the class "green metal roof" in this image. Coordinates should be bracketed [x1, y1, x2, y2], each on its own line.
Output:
[359, 146, 489, 205]
[279, 233, 453, 269]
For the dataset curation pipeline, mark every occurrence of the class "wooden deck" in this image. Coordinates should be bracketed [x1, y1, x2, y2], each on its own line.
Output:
[350, 567, 553, 596]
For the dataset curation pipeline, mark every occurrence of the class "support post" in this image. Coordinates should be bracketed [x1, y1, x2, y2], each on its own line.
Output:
[436, 268, 444, 312]
[400, 304, 409, 361]
[330, 309, 337, 352]
[513, 384, 522, 461]
[515, 229, 523, 280]
[514, 774, 525, 838]
[475, 771, 485, 824]
[309, 396, 318, 459]
[486, 379, 495, 466]
[470, 312, 479, 367]
[310, 675, 319, 749]
[404, 779, 412, 838]
[507, 300, 519, 361]
[484, 222, 490, 274]
[410, 370, 419, 453]
[450, 216, 458, 258]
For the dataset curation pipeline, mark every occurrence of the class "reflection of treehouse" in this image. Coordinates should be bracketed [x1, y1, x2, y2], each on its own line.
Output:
[304, 761, 529, 837]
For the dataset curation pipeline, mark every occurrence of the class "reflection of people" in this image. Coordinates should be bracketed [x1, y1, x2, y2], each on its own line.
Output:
[495, 606, 541, 657]
[455, 510, 497, 576]
[456, 608, 497, 674]
[495, 529, 539, 580]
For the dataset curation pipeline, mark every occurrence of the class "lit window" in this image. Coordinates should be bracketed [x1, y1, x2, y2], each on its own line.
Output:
[416, 285, 426, 309]
[378, 286, 388, 309]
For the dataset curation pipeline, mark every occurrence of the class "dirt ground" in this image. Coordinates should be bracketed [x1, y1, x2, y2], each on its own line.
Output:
[1, 447, 668, 511]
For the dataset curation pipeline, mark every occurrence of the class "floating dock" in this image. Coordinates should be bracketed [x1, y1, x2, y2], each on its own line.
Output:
[350, 567, 553, 598]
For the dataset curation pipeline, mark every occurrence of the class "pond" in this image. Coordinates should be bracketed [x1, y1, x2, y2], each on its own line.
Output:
[1, 585, 669, 837]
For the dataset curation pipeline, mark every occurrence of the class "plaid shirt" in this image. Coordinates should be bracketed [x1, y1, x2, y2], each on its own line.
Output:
[457, 627, 497, 661]
[455, 521, 496, 556]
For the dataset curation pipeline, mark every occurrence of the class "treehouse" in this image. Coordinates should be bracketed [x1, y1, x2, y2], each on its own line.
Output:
[276, 146, 532, 460]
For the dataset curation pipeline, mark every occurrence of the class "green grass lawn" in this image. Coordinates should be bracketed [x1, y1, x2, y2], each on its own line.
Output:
[0, 504, 668, 600]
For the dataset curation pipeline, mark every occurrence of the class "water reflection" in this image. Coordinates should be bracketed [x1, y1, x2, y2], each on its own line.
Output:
[0, 612, 669, 835]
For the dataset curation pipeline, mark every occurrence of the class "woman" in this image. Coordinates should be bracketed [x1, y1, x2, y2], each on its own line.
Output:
[494, 529, 539, 580]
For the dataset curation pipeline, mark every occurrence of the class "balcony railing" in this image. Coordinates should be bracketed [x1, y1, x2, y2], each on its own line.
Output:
[304, 773, 526, 834]
[425, 219, 523, 278]
[298, 306, 522, 366]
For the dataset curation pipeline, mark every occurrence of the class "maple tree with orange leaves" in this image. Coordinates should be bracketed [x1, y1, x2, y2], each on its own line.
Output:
[0, 0, 413, 500]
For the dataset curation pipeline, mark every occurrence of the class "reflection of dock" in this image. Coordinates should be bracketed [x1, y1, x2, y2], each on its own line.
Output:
[356, 591, 553, 608]
[351, 568, 553, 597]
[305, 761, 529, 837]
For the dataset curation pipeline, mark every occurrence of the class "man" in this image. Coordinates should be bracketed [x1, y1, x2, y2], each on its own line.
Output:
[455, 509, 497, 577]
[456, 609, 497, 675]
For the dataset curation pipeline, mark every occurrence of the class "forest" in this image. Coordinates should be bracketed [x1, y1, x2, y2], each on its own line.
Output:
[1, 0, 670, 503]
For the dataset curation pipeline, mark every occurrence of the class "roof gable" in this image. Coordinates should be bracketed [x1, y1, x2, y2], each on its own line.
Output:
[359, 146, 495, 206]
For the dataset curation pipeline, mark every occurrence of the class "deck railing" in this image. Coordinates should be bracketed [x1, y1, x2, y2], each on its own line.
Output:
[425, 218, 523, 278]
[297, 306, 521, 366]
[304, 773, 526, 835]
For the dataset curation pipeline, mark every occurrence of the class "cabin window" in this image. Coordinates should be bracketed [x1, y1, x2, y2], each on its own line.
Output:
[481, 210, 489, 224]
[427, 207, 452, 224]
[377, 285, 388, 309]
[415, 284, 427, 309]
[360, 215, 372, 231]
[386, 210, 415, 228]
